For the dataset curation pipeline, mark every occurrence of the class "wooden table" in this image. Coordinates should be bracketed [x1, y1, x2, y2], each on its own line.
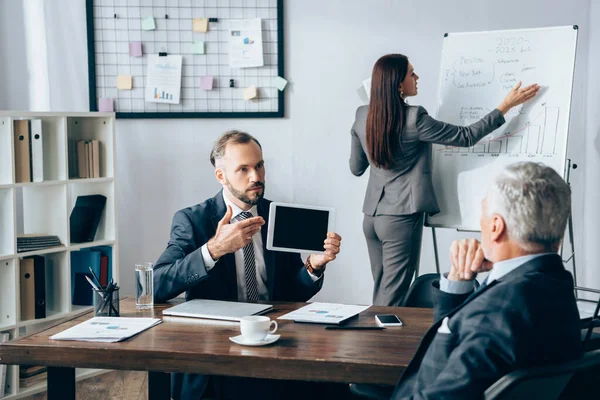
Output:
[0, 298, 433, 400]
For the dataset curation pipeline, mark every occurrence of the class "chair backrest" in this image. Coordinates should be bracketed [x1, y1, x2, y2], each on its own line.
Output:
[402, 273, 439, 308]
[484, 349, 600, 400]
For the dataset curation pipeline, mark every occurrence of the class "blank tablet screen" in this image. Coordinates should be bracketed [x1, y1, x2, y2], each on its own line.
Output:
[272, 206, 329, 252]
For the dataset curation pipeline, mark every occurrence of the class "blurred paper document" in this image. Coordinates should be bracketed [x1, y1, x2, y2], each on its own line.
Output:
[228, 18, 264, 68]
[50, 317, 161, 343]
[278, 302, 370, 325]
[145, 54, 182, 104]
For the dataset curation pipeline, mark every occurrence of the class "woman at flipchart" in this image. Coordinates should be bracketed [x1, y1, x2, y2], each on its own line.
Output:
[349, 53, 540, 306]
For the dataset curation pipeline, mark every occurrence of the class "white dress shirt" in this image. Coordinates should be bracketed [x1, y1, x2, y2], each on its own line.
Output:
[440, 253, 554, 294]
[200, 193, 320, 301]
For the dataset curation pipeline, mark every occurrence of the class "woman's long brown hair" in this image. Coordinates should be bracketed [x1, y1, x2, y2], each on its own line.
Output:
[366, 54, 409, 169]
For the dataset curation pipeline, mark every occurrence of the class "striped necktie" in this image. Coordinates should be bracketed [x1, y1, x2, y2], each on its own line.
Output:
[233, 211, 259, 301]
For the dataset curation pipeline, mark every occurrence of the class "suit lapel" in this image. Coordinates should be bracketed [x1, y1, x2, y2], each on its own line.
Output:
[258, 199, 276, 298]
[210, 191, 238, 299]
[400, 254, 564, 380]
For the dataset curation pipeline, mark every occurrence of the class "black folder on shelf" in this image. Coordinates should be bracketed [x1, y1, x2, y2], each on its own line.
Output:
[69, 195, 107, 243]
[31, 256, 46, 319]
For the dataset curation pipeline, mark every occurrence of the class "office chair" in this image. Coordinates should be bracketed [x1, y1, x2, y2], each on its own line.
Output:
[401, 273, 439, 308]
[484, 349, 600, 400]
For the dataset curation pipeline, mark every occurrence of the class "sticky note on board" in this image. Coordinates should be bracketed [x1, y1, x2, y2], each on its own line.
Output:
[98, 98, 114, 112]
[193, 18, 209, 32]
[200, 76, 214, 90]
[117, 75, 133, 90]
[272, 76, 288, 91]
[129, 42, 142, 57]
[192, 41, 205, 55]
[243, 86, 257, 100]
[142, 16, 156, 30]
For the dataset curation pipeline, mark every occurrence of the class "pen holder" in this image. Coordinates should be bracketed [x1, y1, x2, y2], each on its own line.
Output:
[93, 286, 120, 317]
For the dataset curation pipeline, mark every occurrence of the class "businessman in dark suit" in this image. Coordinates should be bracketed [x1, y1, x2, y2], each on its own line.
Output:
[153, 130, 342, 400]
[392, 161, 581, 399]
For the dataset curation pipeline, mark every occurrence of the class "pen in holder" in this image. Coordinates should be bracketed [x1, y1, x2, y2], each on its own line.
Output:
[93, 285, 120, 317]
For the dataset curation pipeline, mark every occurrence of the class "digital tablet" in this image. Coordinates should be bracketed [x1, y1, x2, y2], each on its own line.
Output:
[266, 202, 336, 254]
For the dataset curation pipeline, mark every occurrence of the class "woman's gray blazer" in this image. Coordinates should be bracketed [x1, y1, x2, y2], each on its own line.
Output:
[350, 105, 505, 216]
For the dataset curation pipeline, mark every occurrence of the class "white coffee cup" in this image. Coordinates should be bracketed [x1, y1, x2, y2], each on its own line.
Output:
[239, 316, 278, 342]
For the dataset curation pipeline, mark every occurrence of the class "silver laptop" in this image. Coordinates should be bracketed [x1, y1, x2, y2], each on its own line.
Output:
[162, 299, 273, 321]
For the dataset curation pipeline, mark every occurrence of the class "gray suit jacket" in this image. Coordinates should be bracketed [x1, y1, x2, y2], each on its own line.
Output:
[349, 105, 505, 216]
[392, 254, 581, 399]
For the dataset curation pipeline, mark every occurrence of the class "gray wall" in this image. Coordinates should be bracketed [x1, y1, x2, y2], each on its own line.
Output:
[1, 0, 596, 303]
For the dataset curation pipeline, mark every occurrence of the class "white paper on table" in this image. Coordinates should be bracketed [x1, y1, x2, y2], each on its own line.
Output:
[228, 18, 264, 68]
[278, 302, 370, 324]
[144, 54, 182, 104]
[50, 317, 162, 343]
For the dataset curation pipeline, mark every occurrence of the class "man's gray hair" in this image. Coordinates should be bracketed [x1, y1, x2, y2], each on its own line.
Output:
[210, 130, 262, 167]
[485, 162, 571, 252]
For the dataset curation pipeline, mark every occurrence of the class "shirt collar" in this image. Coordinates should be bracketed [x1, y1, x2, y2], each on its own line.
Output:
[486, 252, 554, 284]
[222, 192, 257, 221]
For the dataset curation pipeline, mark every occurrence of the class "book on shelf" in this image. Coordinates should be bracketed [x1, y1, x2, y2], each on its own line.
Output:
[75, 139, 101, 178]
[0, 332, 9, 397]
[80, 245, 112, 286]
[69, 195, 106, 243]
[77, 140, 87, 178]
[19, 256, 46, 320]
[71, 250, 102, 306]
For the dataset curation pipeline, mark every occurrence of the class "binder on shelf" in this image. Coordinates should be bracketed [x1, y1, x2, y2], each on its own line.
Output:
[13, 120, 32, 183]
[81, 245, 112, 285]
[69, 195, 107, 243]
[19, 258, 35, 320]
[71, 250, 102, 306]
[31, 256, 46, 319]
[30, 119, 44, 182]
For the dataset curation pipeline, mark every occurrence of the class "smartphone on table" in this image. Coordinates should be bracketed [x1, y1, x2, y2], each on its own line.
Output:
[375, 314, 403, 327]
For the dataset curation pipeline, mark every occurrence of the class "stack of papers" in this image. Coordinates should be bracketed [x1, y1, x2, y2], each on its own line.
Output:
[278, 302, 370, 325]
[50, 317, 161, 343]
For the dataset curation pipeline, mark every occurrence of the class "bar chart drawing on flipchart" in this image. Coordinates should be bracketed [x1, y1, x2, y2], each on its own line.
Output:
[426, 26, 578, 230]
[438, 103, 561, 156]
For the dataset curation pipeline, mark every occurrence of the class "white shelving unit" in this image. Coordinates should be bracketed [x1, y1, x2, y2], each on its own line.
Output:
[0, 112, 119, 399]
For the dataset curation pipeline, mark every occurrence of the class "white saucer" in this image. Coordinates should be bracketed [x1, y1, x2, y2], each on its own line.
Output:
[229, 334, 281, 346]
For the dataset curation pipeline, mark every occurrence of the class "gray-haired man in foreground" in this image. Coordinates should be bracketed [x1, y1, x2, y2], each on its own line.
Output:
[393, 161, 581, 399]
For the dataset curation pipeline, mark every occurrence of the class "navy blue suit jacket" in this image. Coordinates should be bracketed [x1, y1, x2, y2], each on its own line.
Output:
[153, 191, 323, 399]
[392, 254, 581, 399]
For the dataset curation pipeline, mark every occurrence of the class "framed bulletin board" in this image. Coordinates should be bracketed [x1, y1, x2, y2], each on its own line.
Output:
[86, 0, 284, 118]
